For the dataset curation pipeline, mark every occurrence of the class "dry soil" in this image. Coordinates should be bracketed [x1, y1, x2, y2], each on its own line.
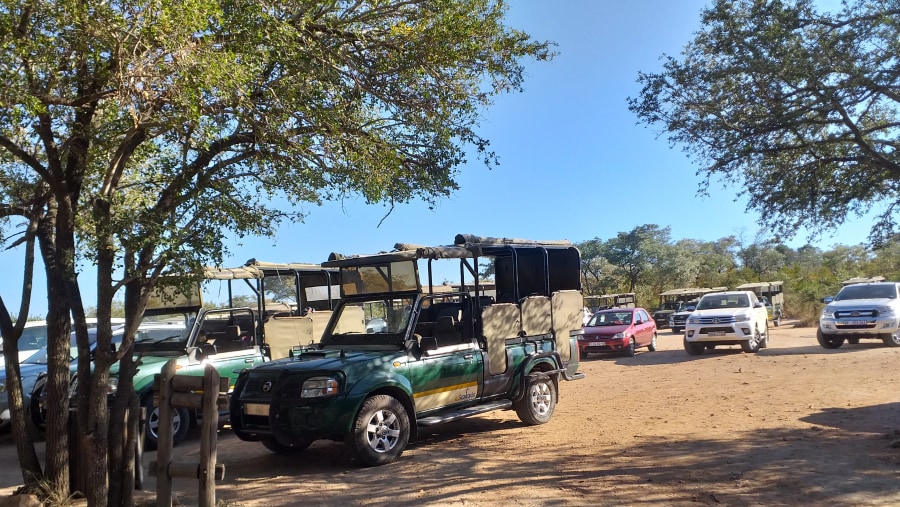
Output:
[1, 321, 899, 506]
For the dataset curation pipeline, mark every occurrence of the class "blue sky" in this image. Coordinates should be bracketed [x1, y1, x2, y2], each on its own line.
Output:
[2, 0, 873, 318]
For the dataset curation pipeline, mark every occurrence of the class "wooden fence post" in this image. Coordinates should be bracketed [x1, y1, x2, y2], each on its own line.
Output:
[151, 360, 227, 507]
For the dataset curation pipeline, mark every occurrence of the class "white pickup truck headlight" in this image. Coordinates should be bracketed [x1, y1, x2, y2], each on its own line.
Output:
[876, 306, 895, 317]
[300, 376, 339, 398]
[734, 314, 751, 322]
[821, 305, 835, 318]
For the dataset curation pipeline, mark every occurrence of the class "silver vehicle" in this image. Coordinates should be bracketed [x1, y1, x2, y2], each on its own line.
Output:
[818, 282, 900, 349]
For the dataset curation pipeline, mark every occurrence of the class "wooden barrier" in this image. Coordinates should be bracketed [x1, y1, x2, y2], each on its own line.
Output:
[149, 359, 228, 507]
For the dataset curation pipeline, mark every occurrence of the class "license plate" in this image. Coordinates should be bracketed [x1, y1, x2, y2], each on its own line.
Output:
[591, 342, 605, 347]
[243, 403, 269, 416]
[708, 331, 726, 336]
[843, 320, 871, 326]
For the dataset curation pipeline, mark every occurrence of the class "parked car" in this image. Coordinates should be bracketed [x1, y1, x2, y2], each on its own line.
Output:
[667, 301, 698, 334]
[578, 307, 658, 358]
[15, 325, 126, 433]
[818, 281, 900, 348]
[1, 318, 126, 366]
[365, 317, 388, 333]
[683, 291, 769, 355]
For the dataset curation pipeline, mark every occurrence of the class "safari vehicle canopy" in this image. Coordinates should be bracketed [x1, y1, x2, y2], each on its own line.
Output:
[735, 281, 784, 326]
[196, 260, 341, 359]
[653, 287, 727, 326]
[585, 293, 636, 312]
[320, 233, 584, 375]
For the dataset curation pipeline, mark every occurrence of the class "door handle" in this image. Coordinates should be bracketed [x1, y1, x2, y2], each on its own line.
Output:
[464, 354, 474, 360]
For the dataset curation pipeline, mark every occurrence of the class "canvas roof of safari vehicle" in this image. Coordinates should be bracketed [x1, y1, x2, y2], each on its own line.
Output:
[323, 234, 581, 301]
[203, 259, 328, 280]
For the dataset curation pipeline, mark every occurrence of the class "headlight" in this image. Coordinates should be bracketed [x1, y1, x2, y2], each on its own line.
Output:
[613, 332, 625, 339]
[107, 376, 118, 395]
[300, 376, 339, 398]
[734, 314, 751, 322]
[687, 315, 700, 324]
[876, 306, 895, 317]
[821, 305, 834, 318]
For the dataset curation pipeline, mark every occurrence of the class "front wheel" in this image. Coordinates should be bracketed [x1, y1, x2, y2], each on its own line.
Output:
[143, 396, 190, 450]
[684, 338, 704, 356]
[347, 395, 410, 467]
[514, 375, 557, 425]
[881, 331, 900, 347]
[623, 337, 636, 357]
[741, 327, 762, 353]
[817, 329, 845, 349]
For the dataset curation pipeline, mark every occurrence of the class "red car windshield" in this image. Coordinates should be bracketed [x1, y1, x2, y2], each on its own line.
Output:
[588, 311, 632, 327]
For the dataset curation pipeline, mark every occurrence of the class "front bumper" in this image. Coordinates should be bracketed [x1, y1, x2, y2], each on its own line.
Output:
[684, 324, 752, 343]
[578, 337, 627, 353]
[819, 315, 899, 337]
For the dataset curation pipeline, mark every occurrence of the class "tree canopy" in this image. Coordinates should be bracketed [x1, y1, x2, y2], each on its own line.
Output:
[0, 1, 552, 504]
[628, 0, 900, 247]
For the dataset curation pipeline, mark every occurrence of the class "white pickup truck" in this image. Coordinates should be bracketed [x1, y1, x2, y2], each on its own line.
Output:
[818, 281, 900, 348]
[683, 290, 769, 355]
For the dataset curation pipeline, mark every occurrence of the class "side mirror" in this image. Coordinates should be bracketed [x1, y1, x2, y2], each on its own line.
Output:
[420, 336, 438, 352]
[635, 320, 643, 325]
[822, 296, 834, 304]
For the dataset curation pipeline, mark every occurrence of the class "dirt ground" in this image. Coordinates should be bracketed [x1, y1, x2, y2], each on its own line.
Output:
[1, 321, 899, 506]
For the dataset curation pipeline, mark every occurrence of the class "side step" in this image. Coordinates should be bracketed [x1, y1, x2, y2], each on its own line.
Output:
[417, 399, 513, 426]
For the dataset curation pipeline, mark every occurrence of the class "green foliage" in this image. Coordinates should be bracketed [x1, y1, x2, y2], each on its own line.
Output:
[629, 0, 900, 247]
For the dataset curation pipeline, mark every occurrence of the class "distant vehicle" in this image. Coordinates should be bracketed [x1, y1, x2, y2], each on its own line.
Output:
[653, 288, 726, 328]
[365, 318, 388, 333]
[584, 293, 636, 313]
[667, 302, 699, 334]
[578, 307, 658, 358]
[735, 281, 784, 327]
[1, 318, 125, 366]
[581, 307, 593, 326]
[818, 281, 900, 349]
[683, 291, 769, 355]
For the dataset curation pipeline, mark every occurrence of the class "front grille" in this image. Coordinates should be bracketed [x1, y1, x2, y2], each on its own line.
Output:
[834, 309, 878, 319]
[695, 316, 736, 325]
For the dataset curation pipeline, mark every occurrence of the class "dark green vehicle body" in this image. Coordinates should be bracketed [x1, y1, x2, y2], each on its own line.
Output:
[230, 234, 586, 466]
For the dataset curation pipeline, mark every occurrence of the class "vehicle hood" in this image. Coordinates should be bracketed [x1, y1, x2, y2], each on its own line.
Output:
[583, 324, 631, 337]
[0, 361, 47, 382]
[252, 348, 404, 372]
[828, 297, 894, 308]
[692, 308, 752, 318]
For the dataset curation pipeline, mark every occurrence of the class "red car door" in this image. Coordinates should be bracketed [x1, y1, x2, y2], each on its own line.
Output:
[634, 309, 653, 346]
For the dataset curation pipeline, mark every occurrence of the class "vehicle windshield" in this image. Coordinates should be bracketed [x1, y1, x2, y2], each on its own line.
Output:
[24, 327, 127, 365]
[658, 301, 681, 311]
[587, 311, 633, 327]
[322, 296, 415, 346]
[696, 294, 750, 310]
[835, 284, 898, 301]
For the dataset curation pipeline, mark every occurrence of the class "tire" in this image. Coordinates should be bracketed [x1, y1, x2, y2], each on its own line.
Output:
[741, 327, 762, 353]
[816, 329, 844, 349]
[623, 337, 636, 357]
[143, 396, 190, 450]
[671, 327, 682, 334]
[847, 338, 860, 344]
[684, 338, 704, 356]
[514, 375, 557, 425]
[261, 436, 313, 454]
[647, 333, 658, 352]
[347, 395, 410, 467]
[881, 331, 900, 347]
[580, 349, 588, 360]
[759, 322, 769, 349]
[705, 344, 717, 350]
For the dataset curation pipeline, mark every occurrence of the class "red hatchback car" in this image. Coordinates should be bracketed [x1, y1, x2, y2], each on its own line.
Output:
[578, 307, 658, 358]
